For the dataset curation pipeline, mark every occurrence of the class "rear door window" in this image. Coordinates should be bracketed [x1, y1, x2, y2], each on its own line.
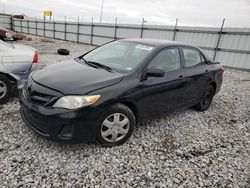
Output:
[183, 48, 203, 67]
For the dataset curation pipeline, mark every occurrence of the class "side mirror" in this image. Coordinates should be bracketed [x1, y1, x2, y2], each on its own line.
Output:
[146, 67, 165, 77]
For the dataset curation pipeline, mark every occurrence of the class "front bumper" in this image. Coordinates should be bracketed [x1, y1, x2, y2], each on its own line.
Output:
[20, 89, 103, 144]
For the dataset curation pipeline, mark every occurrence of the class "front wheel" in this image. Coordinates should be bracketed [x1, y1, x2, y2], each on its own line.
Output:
[96, 103, 135, 147]
[0, 74, 13, 105]
[193, 85, 214, 111]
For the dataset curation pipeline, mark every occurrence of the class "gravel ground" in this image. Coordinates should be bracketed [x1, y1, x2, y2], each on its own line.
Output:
[0, 36, 249, 187]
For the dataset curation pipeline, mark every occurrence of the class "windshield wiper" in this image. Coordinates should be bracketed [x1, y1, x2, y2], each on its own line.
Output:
[79, 57, 99, 68]
[88, 61, 113, 72]
[79, 57, 112, 72]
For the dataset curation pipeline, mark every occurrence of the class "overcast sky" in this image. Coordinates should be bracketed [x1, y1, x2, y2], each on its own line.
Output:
[3, 0, 250, 27]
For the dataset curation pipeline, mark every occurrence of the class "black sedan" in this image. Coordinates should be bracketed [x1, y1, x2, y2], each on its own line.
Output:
[20, 39, 223, 146]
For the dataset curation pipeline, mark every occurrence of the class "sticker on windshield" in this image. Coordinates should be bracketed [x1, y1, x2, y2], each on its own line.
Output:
[135, 44, 153, 51]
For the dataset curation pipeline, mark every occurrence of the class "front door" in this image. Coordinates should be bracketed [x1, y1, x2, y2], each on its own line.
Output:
[140, 47, 187, 119]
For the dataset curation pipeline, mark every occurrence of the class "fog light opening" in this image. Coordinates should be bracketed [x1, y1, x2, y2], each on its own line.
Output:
[59, 125, 73, 139]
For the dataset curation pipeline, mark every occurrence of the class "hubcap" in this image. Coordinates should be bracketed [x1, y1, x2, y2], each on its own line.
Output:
[0, 81, 7, 99]
[101, 113, 130, 143]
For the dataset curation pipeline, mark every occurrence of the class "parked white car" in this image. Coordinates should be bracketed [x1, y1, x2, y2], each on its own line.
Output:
[0, 40, 38, 104]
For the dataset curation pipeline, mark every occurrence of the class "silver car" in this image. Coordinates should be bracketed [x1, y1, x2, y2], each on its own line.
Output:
[0, 40, 38, 104]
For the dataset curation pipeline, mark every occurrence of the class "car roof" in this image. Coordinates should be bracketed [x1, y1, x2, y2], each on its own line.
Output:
[120, 38, 196, 48]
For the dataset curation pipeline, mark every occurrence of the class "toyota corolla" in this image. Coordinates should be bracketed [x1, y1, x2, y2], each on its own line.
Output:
[20, 39, 223, 146]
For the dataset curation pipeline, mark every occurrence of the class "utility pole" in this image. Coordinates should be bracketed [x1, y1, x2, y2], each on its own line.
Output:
[99, 0, 104, 23]
[2, 0, 6, 14]
[81, 11, 84, 22]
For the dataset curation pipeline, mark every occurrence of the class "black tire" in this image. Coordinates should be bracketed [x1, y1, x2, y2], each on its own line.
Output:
[193, 85, 214, 111]
[0, 74, 12, 105]
[57, 48, 69, 55]
[96, 103, 135, 147]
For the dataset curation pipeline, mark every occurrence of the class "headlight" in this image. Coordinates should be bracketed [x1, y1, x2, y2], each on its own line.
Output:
[53, 95, 101, 109]
[5, 32, 12, 38]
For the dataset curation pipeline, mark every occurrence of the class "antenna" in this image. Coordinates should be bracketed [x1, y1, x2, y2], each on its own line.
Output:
[100, 0, 104, 23]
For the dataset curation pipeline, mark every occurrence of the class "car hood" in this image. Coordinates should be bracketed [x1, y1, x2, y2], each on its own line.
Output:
[32, 59, 124, 95]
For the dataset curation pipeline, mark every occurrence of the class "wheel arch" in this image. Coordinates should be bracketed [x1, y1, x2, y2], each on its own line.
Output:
[0, 72, 17, 83]
[209, 81, 217, 94]
[118, 100, 139, 123]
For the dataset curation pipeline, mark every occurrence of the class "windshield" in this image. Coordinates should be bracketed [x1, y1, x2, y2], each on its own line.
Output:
[83, 41, 154, 73]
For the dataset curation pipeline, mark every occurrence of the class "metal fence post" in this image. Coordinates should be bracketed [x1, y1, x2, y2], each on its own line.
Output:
[53, 17, 55, 39]
[10, 16, 13, 31]
[21, 19, 23, 33]
[140, 18, 144, 38]
[114, 17, 118, 40]
[77, 16, 80, 43]
[43, 19, 45, 36]
[173, 18, 178, 41]
[213, 18, 225, 61]
[27, 19, 30, 34]
[64, 16, 67, 40]
[35, 17, 37, 36]
[90, 17, 94, 45]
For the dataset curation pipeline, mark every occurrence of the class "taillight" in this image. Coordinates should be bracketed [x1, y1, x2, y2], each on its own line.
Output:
[220, 66, 224, 74]
[32, 51, 38, 63]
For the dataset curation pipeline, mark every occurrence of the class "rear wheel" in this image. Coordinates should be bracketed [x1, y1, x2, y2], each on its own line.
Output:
[96, 103, 135, 147]
[194, 85, 214, 111]
[0, 74, 12, 104]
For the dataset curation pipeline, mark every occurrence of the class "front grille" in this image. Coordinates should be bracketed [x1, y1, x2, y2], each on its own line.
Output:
[25, 88, 53, 106]
[24, 79, 61, 106]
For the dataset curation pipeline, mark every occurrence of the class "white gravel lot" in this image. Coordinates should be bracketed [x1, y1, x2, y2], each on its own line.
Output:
[0, 35, 249, 187]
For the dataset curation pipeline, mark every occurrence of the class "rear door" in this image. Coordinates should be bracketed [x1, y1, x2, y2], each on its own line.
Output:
[140, 47, 187, 119]
[181, 47, 210, 106]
